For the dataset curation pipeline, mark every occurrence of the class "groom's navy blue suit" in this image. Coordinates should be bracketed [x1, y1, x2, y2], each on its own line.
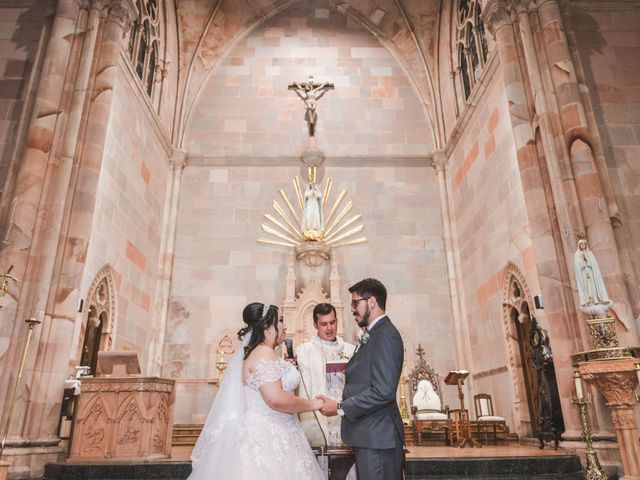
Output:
[341, 315, 405, 479]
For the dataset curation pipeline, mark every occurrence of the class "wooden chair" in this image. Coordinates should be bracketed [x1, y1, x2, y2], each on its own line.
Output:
[473, 393, 506, 445]
[408, 345, 450, 446]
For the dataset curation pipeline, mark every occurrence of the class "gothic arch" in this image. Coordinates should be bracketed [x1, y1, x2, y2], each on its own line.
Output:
[177, 0, 439, 148]
[76, 265, 118, 371]
[501, 262, 536, 436]
[209, 330, 238, 381]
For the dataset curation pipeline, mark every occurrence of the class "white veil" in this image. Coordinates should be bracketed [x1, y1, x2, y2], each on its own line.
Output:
[188, 332, 251, 479]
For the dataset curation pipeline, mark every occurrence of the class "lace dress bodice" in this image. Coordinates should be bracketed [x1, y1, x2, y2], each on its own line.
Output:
[240, 358, 323, 479]
[244, 358, 300, 417]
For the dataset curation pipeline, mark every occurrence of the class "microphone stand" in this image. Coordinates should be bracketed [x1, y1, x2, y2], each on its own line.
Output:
[291, 354, 330, 479]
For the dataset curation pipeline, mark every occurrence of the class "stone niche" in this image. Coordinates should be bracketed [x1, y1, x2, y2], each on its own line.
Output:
[68, 377, 175, 461]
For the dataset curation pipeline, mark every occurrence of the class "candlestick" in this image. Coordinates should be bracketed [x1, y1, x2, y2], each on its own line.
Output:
[571, 394, 607, 480]
[1, 317, 41, 456]
[574, 371, 584, 399]
[215, 350, 228, 385]
[0, 264, 18, 309]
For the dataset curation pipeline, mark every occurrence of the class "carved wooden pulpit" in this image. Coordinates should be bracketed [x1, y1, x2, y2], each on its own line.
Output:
[68, 352, 175, 461]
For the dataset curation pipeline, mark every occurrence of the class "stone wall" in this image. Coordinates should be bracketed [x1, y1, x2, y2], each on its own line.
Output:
[0, 4, 50, 218]
[446, 66, 534, 433]
[570, 4, 640, 307]
[171, 1, 453, 423]
[168, 160, 454, 424]
[183, 1, 435, 157]
[77, 64, 170, 369]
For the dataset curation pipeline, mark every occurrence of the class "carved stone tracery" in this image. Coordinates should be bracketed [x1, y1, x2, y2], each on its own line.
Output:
[70, 377, 175, 460]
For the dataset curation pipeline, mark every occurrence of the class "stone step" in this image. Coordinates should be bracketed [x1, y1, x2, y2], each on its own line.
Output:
[405, 455, 584, 479]
[44, 454, 585, 480]
[170, 424, 202, 446]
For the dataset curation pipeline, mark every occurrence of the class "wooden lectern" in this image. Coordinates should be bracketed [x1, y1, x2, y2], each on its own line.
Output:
[444, 370, 480, 448]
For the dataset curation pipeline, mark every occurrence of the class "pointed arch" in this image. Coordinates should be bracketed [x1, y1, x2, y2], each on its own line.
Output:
[177, 0, 438, 149]
[501, 262, 536, 437]
[76, 265, 118, 373]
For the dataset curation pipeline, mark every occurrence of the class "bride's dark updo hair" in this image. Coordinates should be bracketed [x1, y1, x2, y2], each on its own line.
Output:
[237, 302, 279, 359]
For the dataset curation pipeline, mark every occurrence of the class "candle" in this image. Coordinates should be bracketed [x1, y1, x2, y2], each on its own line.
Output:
[574, 371, 584, 399]
[635, 363, 640, 387]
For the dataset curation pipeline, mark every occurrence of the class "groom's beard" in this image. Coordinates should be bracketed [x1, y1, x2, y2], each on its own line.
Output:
[356, 304, 370, 329]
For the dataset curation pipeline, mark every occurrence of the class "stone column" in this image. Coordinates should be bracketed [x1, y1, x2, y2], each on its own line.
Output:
[482, 0, 584, 437]
[148, 149, 187, 376]
[578, 358, 640, 480]
[431, 151, 472, 375]
[20, 0, 137, 446]
[0, 1, 83, 476]
[536, 0, 637, 336]
[0, 0, 80, 293]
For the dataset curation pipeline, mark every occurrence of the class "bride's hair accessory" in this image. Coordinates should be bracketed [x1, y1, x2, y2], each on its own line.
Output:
[261, 303, 270, 320]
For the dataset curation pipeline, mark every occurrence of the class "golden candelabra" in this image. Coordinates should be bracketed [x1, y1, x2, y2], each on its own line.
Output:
[635, 363, 640, 403]
[0, 265, 17, 309]
[399, 373, 410, 426]
[215, 351, 228, 386]
[572, 372, 607, 480]
[1, 317, 41, 456]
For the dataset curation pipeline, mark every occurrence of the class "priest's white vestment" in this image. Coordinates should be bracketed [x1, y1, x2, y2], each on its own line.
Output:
[296, 336, 356, 447]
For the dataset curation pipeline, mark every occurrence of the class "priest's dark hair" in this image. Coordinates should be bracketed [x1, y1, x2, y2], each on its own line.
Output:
[237, 302, 279, 359]
[312, 302, 336, 324]
[348, 278, 387, 310]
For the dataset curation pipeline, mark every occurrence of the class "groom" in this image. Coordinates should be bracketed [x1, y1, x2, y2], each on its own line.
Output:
[320, 278, 405, 479]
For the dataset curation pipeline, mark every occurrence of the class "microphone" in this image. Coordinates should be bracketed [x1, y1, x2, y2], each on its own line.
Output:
[284, 338, 295, 361]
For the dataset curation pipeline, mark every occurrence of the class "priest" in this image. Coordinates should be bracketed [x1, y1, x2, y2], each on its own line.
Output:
[296, 303, 356, 447]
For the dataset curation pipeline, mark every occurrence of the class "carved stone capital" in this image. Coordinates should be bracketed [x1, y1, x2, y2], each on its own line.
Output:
[610, 407, 637, 429]
[431, 150, 448, 175]
[578, 357, 639, 406]
[89, 0, 108, 12]
[510, 0, 537, 16]
[105, 0, 138, 34]
[170, 149, 188, 172]
[480, 0, 513, 37]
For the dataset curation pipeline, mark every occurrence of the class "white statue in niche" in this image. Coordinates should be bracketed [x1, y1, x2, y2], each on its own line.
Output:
[301, 182, 323, 241]
[574, 234, 613, 316]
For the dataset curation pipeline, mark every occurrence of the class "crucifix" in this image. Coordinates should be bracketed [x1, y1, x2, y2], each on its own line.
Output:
[288, 75, 334, 137]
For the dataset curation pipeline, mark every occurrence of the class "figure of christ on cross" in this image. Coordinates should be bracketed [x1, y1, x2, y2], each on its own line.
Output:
[288, 75, 334, 137]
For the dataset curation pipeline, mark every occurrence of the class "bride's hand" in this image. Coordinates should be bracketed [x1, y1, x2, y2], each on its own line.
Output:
[311, 395, 326, 410]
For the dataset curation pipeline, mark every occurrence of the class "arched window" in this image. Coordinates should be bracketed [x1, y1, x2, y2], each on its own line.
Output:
[456, 0, 490, 100]
[128, 0, 160, 98]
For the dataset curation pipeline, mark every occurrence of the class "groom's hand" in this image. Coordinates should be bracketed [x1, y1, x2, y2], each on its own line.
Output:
[318, 395, 338, 417]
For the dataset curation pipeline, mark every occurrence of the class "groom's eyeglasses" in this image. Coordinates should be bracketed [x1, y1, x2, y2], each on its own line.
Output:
[350, 297, 369, 309]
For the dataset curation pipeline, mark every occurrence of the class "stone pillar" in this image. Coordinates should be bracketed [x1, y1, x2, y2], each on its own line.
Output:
[482, 0, 584, 437]
[0, 0, 80, 294]
[431, 151, 472, 375]
[20, 0, 137, 447]
[9, 0, 105, 445]
[578, 358, 640, 480]
[0, 1, 84, 477]
[536, 0, 637, 336]
[148, 149, 187, 376]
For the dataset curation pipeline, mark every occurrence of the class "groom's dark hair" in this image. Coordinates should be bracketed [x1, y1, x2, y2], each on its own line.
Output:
[312, 303, 336, 324]
[349, 278, 387, 310]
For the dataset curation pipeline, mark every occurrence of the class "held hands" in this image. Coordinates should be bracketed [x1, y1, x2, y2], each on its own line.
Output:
[317, 395, 338, 417]
[311, 396, 326, 411]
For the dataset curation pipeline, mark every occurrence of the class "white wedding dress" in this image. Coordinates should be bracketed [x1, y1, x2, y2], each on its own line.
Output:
[240, 358, 324, 479]
[188, 333, 323, 480]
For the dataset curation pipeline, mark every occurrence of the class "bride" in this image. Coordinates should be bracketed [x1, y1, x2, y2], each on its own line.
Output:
[188, 303, 325, 479]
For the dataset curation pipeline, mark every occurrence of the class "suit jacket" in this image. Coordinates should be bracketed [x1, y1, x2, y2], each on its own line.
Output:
[341, 315, 405, 449]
